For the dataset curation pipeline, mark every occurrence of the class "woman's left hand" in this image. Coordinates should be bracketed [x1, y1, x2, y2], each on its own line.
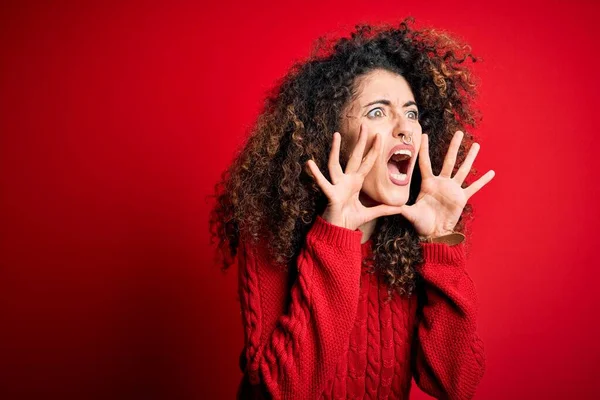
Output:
[398, 130, 495, 239]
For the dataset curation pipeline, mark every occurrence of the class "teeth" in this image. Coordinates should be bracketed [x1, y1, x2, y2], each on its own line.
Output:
[391, 172, 407, 181]
[393, 149, 412, 157]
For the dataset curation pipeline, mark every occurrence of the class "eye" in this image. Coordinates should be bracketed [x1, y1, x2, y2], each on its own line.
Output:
[407, 110, 419, 120]
[367, 107, 385, 119]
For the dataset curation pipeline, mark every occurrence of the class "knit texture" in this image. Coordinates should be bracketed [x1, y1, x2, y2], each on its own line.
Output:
[236, 216, 485, 400]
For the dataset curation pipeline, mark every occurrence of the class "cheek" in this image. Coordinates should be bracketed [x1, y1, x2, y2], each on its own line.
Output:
[342, 131, 379, 163]
[363, 158, 385, 189]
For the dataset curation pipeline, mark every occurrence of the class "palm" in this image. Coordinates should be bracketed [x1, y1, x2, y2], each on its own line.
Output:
[408, 175, 467, 237]
[322, 172, 381, 231]
[399, 131, 495, 238]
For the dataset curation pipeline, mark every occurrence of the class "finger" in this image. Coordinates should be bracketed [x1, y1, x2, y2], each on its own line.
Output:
[327, 132, 344, 184]
[418, 133, 434, 178]
[453, 142, 480, 184]
[345, 124, 368, 174]
[356, 133, 380, 177]
[440, 130, 464, 178]
[464, 170, 495, 199]
[306, 160, 334, 197]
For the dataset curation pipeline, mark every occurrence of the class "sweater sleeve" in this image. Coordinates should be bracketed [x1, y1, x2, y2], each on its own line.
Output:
[237, 216, 364, 400]
[411, 242, 486, 400]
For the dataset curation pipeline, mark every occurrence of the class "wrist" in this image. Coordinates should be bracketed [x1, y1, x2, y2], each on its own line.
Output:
[419, 231, 465, 245]
[321, 208, 355, 231]
[419, 229, 452, 241]
[421, 230, 454, 239]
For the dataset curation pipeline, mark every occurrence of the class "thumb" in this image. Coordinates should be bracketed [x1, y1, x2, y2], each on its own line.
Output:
[395, 204, 418, 225]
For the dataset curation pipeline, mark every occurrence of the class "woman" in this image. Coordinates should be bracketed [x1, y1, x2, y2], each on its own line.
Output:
[209, 17, 494, 400]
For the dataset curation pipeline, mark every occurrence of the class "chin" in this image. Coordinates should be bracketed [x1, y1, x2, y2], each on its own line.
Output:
[381, 192, 409, 207]
[366, 185, 409, 207]
[361, 172, 411, 207]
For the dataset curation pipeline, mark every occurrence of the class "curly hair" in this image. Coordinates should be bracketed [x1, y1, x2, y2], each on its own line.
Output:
[209, 17, 481, 299]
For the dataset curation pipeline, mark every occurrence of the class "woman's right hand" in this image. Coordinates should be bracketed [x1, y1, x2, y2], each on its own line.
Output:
[305, 125, 404, 231]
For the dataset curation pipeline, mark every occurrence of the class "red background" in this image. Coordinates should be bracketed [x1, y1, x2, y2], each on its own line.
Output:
[1, 1, 599, 399]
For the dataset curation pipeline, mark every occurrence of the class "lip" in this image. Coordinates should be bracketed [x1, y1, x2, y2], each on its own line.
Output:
[387, 143, 415, 187]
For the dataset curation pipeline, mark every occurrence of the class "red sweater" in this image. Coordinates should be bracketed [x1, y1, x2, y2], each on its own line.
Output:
[236, 216, 485, 399]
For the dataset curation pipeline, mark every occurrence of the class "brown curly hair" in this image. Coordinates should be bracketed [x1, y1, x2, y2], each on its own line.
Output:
[209, 17, 481, 298]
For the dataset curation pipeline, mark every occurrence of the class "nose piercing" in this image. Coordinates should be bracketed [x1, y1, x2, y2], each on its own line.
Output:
[401, 133, 413, 144]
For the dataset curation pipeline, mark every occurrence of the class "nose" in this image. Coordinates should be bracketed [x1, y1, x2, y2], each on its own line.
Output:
[398, 132, 413, 144]
[393, 117, 414, 144]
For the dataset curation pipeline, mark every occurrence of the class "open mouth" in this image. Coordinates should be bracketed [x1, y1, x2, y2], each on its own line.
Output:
[387, 148, 412, 185]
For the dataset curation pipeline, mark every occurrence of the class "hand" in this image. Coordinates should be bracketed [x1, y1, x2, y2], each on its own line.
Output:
[306, 125, 404, 231]
[397, 130, 495, 239]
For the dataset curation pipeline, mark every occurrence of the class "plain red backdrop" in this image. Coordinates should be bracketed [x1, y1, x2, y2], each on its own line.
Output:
[1, 0, 600, 399]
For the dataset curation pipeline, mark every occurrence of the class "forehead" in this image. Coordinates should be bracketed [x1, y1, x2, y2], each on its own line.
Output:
[353, 69, 415, 105]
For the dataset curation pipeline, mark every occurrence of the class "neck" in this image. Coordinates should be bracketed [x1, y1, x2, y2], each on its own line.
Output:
[358, 219, 376, 244]
[358, 192, 378, 244]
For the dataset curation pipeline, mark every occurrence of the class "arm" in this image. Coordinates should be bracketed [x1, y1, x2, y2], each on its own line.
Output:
[237, 215, 363, 400]
[411, 241, 486, 400]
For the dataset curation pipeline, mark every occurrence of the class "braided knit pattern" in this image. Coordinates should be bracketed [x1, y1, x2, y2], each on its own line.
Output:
[237, 217, 486, 400]
[376, 281, 394, 398]
[237, 242, 264, 385]
[365, 272, 381, 398]
[389, 288, 414, 399]
[344, 269, 369, 398]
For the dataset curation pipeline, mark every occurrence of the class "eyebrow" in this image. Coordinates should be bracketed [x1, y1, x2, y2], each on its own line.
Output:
[363, 99, 418, 109]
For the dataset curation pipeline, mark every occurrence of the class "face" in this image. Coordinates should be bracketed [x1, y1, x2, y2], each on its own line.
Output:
[340, 68, 423, 207]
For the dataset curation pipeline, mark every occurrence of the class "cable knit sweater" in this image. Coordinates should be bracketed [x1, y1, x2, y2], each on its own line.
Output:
[236, 215, 485, 400]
